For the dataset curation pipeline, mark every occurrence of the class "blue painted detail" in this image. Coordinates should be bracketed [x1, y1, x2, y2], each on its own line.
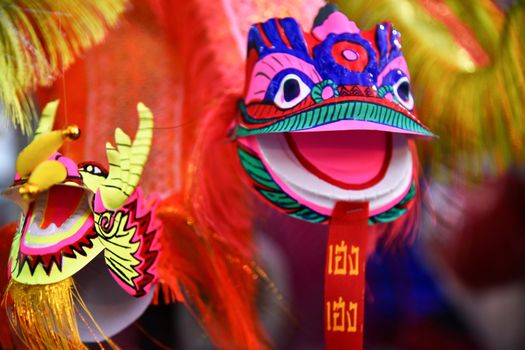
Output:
[280, 18, 310, 55]
[375, 23, 391, 71]
[381, 69, 405, 87]
[247, 17, 312, 63]
[247, 25, 269, 55]
[264, 19, 286, 49]
[312, 33, 378, 86]
[246, 17, 408, 91]
[241, 11, 433, 138]
[389, 26, 403, 61]
[264, 68, 315, 102]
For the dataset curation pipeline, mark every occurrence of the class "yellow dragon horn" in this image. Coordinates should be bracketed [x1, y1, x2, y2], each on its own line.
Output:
[16, 128, 80, 178]
[19, 161, 67, 202]
[16, 101, 80, 178]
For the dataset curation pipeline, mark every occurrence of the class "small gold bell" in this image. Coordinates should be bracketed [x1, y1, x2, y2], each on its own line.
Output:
[19, 183, 40, 202]
[62, 125, 81, 141]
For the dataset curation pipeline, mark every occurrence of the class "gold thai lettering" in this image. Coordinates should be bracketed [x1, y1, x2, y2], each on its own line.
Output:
[349, 245, 359, 276]
[326, 297, 358, 333]
[334, 241, 347, 275]
[347, 301, 357, 332]
[327, 241, 360, 276]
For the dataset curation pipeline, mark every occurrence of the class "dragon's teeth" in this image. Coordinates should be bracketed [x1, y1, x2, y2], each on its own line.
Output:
[43, 223, 58, 236]
[27, 221, 39, 233]
[61, 216, 76, 230]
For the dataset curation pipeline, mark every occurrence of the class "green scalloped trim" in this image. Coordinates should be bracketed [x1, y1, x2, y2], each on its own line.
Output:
[377, 85, 395, 100]
[368, 182, 416, 224]
[238, 147, 328, 223]
[311, 80, 340, 103]
[238, 147, 416, 225]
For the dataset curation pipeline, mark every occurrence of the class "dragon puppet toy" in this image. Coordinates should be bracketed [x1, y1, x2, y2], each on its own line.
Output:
[232, 5, 434, 349]
[1, 101, 160, 349]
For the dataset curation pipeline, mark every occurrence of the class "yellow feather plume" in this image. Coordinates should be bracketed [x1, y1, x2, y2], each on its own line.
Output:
[334, 0, 525, 177]
[16, 130, 66, 177]
[0, 0, 128, 133]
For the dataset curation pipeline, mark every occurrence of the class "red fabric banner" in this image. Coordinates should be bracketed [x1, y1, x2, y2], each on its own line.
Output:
[324, 201, 369, 350]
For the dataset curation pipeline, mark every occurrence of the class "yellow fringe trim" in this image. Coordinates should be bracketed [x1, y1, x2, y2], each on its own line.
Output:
[4, 278, 118, 350]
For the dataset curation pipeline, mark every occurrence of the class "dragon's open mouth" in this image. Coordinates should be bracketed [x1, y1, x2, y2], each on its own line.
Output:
[21, 185, 94, 254]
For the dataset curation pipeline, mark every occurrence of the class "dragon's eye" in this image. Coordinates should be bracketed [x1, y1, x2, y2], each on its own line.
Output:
[274, 74, 311, 109]
[393, 76, 414, 110]
[80, 164, 102, 175]
[78, 162, 107, 177]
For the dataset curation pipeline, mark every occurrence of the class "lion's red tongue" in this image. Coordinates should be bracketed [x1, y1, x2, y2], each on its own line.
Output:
[286, 130, 391, 190]
[40, 186, 85, 229]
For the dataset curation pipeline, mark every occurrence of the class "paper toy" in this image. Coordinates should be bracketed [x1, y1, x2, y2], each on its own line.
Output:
[234, 5, 433, 224]
[2, 100, 160, 349]
[233, 5, 433, 349]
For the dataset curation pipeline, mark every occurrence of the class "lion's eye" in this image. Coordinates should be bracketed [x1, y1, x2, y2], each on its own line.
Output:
[393, 76, 414, 110]
[274, 74, 311, 109]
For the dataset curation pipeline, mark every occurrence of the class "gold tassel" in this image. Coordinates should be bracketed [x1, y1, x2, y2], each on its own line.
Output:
[4, 278, 118, 350]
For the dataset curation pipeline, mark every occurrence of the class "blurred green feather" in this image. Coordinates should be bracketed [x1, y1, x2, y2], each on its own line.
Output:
[334, 0, 525, 177]
[0, 0, 128, 133]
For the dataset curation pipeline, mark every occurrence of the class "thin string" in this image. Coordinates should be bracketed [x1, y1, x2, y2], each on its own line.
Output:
[59, 15, 69, 126]
[72, 282, 120, 350]
[133, 322, 173, 350]
[152, 118, 200, 130]
[58, 14, 70, 154]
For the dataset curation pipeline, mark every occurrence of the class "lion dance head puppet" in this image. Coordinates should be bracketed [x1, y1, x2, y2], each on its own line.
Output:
[2, 101, 160, 349]
[233, 5, 434, 349]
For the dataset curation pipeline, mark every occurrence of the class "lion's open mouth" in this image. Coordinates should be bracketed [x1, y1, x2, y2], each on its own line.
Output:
[253, 130, 413, 216]
[285, 130, 392, 190]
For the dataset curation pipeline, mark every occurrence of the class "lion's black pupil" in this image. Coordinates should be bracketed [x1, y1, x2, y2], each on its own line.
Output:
[397, 81, 410, 102]
[283, 79, 300, 102]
